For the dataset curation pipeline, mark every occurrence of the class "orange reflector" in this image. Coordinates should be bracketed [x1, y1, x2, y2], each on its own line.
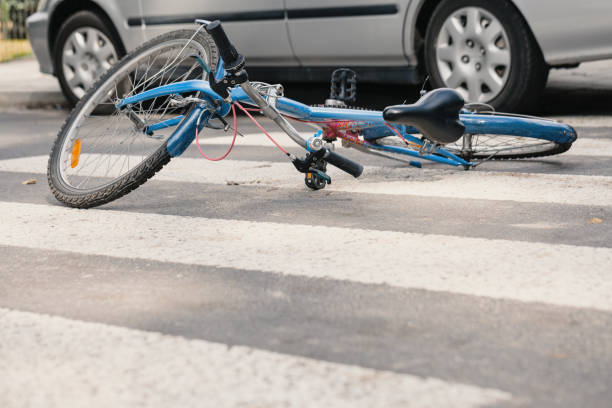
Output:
[71, 138, 82, 168]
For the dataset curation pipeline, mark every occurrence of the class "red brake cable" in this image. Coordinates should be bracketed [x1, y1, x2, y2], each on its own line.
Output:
[234, 102, 289, 155]
[194, 104, 238, 161]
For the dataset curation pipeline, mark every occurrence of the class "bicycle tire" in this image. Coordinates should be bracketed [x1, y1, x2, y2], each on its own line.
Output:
[372, 112, 576, 161]
[374, 131, 574, 162]
[444, 114, 576, 160]
[312, 101, 576, 164]
[48, 29, 218, 208]
[445, 137, 573, 160]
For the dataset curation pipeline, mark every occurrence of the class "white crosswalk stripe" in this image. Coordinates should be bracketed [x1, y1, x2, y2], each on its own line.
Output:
[0, 308, 511, 408]
[1, 201, 611, 311]
[2, 154, 612, 206]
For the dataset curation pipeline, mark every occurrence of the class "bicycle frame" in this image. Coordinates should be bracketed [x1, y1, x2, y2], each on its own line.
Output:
[116, 58, 577, 168]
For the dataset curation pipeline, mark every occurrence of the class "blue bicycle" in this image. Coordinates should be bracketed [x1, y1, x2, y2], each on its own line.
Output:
[47, 20, 577, 208]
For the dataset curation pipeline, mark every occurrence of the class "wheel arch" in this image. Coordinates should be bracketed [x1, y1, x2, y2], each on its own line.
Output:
[406, 0, 546, 73]
[47, 0, 126, 70]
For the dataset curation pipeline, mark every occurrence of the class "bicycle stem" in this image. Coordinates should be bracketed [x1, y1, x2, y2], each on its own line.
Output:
[239, 80, 363, 178]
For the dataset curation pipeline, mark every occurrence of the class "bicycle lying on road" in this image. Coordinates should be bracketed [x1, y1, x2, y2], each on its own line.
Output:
[47, 20, 577, 208]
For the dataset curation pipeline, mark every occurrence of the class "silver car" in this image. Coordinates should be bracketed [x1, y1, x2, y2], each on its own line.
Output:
[27, 0, 612, 111]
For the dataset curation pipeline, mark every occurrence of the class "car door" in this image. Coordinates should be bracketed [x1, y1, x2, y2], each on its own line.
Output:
[93, 1, 145, 52]
[285, 0, 409, 67]
[514, 0, 612, 64]
[136, 0, 297, 66]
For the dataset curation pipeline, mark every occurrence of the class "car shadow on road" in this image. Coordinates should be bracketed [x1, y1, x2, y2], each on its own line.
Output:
[282, 60, 612, 116]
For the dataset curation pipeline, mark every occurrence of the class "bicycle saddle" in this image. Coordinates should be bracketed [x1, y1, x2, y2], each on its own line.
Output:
[383, 88, 465, 144]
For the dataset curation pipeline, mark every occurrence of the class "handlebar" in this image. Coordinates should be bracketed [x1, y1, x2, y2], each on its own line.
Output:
[205, 20, 244, 72]
[293, 147, 363, 178]
[203, 20, 363, 179]
[324, 150, 364, 178]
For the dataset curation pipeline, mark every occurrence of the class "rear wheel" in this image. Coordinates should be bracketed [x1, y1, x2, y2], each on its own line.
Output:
[424, 0, 548, 112]
[371, 110, 575, 162]
[443, 133, 573, 160]
[48, 29, 218, 208]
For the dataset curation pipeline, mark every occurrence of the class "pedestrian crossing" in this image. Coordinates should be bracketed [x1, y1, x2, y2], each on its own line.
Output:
[0, 308, 511, 407]
[1, 125, 611, 407]
[1, 200, 611, 311]
[2, 153, 612, 206]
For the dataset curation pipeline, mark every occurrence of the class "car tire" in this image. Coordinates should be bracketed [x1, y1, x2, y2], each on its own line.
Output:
[53, 10, 124, 106]
[424, 0, 548, 112]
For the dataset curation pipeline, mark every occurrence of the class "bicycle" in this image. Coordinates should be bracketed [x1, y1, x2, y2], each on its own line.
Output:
[47, 20, 577, 208]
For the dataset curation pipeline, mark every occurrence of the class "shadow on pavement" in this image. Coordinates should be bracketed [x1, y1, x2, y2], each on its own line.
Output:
[282, 60, 612, 116]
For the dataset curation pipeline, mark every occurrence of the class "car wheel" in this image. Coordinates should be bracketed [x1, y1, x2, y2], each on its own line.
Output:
[424, 0, 548, 112]
[53, 11, 124, 106]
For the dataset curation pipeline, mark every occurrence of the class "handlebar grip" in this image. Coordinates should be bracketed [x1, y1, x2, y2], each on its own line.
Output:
[324, 150, 363, 178]
[205, 20, 242, 70]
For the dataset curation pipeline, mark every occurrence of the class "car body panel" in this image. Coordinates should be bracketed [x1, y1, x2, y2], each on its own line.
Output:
[285, 0, 410, 66]
[28, 0, 612, 80]
[403, 0, 612, 67]
[26, 11, 53, 73]
[136, 0, 297, 66]
[95, 0, 145, 52]
[513, 0, 612, 64]
[27, 0, 145, 74]
[43, 0, 145, 51]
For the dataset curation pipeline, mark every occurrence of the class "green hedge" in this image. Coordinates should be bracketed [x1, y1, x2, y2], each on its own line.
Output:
[0, 0, 38, 40]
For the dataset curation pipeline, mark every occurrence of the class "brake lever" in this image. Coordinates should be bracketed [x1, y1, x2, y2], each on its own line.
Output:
[291, 148, 327, 173]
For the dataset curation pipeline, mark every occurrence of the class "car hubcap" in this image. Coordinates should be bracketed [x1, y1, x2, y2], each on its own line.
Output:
[435, 7, 511, 103]
[62, 27, 118, 99]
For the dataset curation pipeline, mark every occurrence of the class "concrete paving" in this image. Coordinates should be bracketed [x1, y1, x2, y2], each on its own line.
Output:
[0, 53, 611, 408]
[1, 102, 612, 406]
[0, 56, 66, 109]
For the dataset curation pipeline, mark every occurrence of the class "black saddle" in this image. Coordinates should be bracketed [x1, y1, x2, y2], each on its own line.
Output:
[383, 88, 465, 144]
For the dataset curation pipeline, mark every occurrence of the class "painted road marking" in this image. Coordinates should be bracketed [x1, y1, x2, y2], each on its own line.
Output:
[0, 308, 511, 408]
[1, 201, 611, 311]
[2, 155, 611, 206]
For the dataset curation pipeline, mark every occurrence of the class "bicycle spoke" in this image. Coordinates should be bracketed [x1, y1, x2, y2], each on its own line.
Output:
[55, 33, 211, 194]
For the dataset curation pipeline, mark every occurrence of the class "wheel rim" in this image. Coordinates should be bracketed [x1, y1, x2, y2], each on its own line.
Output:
[62, 27, 119, 99]
[445, 134, 557, 158]
[57, 37, 211, 193]
[435, 7, 511, 103]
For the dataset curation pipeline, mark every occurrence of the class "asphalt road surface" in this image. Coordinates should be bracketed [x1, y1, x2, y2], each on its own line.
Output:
[1, 84, 611, 407]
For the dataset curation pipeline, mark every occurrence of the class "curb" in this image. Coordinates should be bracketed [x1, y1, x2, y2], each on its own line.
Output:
[0, 91, 68, 109]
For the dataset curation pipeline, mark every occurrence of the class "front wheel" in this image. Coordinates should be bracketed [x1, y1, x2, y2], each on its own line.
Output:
[48, 29, 218, 208]
[53, 11, 124, 105]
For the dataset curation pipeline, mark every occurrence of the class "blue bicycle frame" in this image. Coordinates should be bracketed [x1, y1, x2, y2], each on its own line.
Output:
[117, 57, 577, 168]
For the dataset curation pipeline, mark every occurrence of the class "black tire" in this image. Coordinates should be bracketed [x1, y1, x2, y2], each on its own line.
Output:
[424, 0, 548, 112]
[53, 10, 125, 106]
[448, 140, 573, 161]
[372, 134, 572, 163]
[49, 138, 172, 208]
[48, 29, 218, 208]
[444, 133, 574, 161]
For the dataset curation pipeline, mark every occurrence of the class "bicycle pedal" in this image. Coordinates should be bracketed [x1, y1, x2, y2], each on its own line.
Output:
[307, 169, 331, 184]
[327, 68, 357, 105]
[305, 168, 331, 190]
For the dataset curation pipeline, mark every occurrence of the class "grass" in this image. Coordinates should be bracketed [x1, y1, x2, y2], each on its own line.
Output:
[0, 39, 32, 62]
